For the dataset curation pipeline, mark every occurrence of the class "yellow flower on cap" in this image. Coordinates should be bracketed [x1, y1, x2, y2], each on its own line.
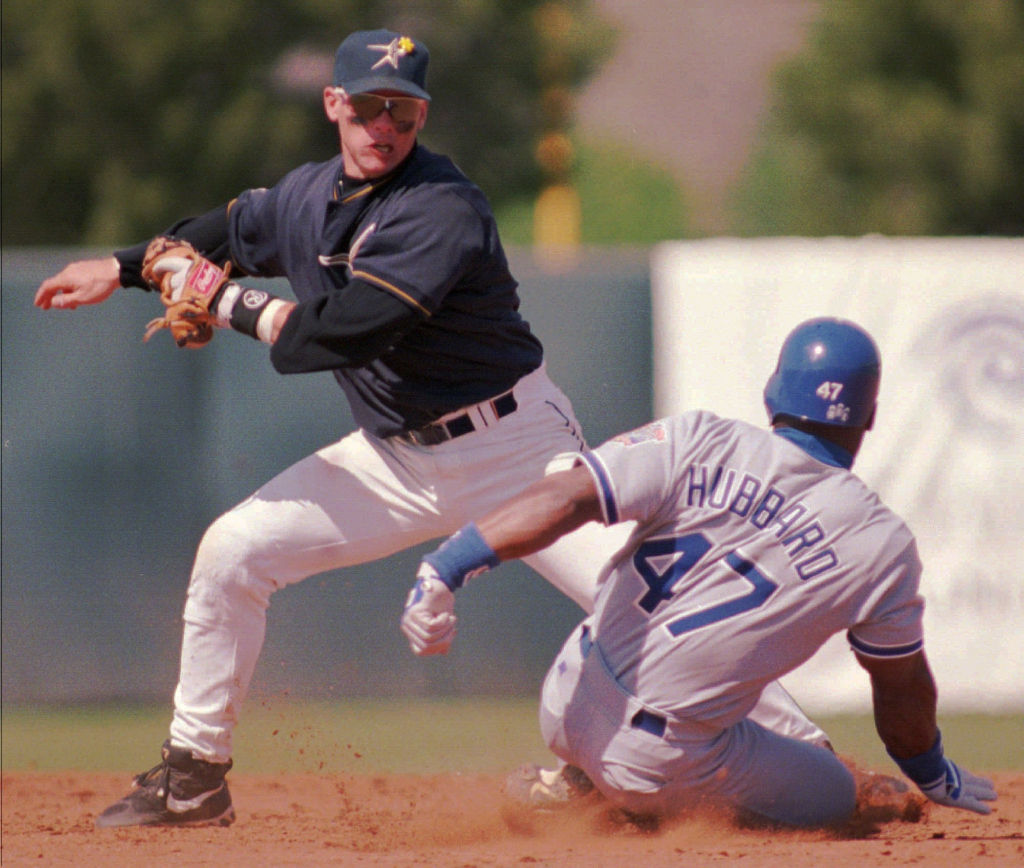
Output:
[399, 36, 415, 54]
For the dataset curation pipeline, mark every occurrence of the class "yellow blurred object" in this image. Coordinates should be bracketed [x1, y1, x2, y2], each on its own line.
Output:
[534, 184, 581, 249]
[532, 2, 580, 261]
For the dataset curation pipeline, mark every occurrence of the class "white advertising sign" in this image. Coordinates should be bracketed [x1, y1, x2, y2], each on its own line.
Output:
[651, 237, 1024, 712]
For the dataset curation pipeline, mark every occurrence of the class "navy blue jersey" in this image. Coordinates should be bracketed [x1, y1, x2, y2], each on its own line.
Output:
[227, 145, 542, 436]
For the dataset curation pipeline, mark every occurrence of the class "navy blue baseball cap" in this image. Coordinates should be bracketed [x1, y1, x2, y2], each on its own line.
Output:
[332, 29, 431, 101]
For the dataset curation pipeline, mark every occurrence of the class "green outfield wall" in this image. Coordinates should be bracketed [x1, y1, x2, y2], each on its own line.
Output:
[1, 247, 652, 704]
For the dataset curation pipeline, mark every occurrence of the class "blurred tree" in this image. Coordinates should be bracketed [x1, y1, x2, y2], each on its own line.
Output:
[2, 0, 614, 246]
[496, 140, 688, 246]
[572, 141, 688, 245]
[733, 0, 1024, 236]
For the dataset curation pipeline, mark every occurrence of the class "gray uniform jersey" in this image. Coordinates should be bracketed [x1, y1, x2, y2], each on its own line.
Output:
[580, 411, 924, 730]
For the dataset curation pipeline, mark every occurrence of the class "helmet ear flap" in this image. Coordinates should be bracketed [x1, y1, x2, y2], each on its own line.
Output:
[763, 372, 782, 425]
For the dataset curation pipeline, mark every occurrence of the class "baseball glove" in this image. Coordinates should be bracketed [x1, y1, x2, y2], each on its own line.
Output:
[141, 237, 232, 348]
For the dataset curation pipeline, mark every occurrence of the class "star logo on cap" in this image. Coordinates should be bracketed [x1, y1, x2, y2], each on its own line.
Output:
[369, 36, 414, 70]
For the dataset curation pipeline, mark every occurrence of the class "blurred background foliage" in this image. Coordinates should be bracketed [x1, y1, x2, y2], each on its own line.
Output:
[1, 0, 624, 246]
[735, 0, 1024, 236]
[495, 139, 689, 246]
[3, 0, 1023, 246]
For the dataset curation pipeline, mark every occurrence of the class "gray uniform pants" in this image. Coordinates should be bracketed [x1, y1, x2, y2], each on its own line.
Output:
[540, 623, 856, 827]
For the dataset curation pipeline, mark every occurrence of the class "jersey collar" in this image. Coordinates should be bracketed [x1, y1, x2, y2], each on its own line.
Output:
[336, 143, 419, 201]
[772, 426, 854, 469]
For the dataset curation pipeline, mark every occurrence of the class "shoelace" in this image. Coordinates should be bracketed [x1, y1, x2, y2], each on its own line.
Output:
[133, 760, 173, 798]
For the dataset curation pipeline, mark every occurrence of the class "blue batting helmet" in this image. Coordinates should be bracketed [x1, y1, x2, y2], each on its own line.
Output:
[764, 317, 881, 428]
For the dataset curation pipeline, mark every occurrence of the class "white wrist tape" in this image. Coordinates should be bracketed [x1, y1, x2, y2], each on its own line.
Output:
[256, 299, 289, 344]
[215, 283, 243, 328]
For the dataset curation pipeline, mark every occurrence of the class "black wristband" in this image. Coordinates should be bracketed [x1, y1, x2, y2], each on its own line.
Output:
[113, 243, 150, 289]
[228, 287, 276, 339]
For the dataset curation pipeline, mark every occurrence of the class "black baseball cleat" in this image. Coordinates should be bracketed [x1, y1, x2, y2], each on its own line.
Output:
[95, 740, 235, 828]
[503, 761, 598, 810]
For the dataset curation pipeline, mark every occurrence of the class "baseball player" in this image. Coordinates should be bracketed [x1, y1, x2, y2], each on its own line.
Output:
[402, 317, 997, 827]
[35, 28, 827, 828]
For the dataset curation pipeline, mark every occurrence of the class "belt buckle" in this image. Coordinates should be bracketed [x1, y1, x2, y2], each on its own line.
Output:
[404, 390, 516, 447]
[405, 415, 464, 446]
[409, 424, 450, 446]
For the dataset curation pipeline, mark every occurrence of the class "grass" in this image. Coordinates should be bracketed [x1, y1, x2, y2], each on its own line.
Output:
[2, 700, 1021, 776]
[0, 699, 552, 775]
[808, 713, 1024, 773]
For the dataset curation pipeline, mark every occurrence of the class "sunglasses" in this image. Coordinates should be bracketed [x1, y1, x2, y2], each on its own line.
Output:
[343, 91, 423, 127]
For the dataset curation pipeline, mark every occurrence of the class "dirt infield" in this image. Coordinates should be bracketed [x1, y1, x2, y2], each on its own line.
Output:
[2, 769, 1022, 867]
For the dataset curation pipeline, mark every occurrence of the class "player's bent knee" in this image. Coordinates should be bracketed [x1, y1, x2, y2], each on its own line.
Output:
[807, 786, 856, 828]
[194, 510, 259, 567]
[188, 510, 279, 610]
[736, 736, 857, 829]
[786, 759, 857, 828]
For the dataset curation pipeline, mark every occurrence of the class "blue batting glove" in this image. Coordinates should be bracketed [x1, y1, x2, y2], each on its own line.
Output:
[918, 759, 997, 815]
[890, 732, 997, 816]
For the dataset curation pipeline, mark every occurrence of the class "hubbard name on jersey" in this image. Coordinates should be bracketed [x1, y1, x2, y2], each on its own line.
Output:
[579, 410, 925, 731]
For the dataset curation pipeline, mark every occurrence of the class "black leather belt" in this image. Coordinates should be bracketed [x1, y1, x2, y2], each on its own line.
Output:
[401, 391, 518, 446]
[631, 709, 667, 738]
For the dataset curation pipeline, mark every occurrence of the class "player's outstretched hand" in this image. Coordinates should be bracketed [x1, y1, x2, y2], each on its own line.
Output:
[919, 759, 997, 815]
[34, 257, 121, 310]
[402, 563, 457, 656]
